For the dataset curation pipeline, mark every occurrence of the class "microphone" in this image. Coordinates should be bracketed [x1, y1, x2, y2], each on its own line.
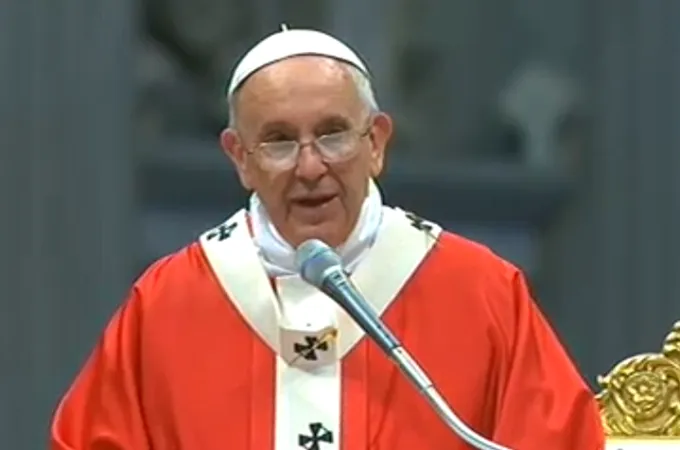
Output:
[295, 239, 512, 450]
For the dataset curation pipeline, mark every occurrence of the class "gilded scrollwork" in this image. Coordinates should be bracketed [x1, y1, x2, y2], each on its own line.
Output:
[597, 321, 680, 437]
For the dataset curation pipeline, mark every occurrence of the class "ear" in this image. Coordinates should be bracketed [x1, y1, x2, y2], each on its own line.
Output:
[367, 112, 393, 177]
[220, 128, 253, 190]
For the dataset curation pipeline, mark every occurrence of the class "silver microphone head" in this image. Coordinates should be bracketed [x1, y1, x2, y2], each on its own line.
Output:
[295, 239, 342, 287]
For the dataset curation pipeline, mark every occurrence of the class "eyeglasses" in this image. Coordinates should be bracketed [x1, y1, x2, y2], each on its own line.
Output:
[248, 122, 372, 170]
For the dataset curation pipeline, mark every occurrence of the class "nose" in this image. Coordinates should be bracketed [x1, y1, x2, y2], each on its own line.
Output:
[294, 143, 328, 182]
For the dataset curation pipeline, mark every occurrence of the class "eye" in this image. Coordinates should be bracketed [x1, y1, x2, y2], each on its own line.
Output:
[319, 131, 348, 145]
[315, 117, 351, 136]
[262, 131, 294, 143]
[317, 126, 347, 137]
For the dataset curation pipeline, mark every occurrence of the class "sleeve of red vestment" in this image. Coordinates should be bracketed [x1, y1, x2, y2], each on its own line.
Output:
[489, 267, 605, 450]
[50, 288, 151, 450]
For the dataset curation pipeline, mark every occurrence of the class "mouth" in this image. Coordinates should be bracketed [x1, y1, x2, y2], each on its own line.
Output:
[292, 194, 338, 209]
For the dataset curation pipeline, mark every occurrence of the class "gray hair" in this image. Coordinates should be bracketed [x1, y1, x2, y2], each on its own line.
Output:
[227, 61, 380, 129]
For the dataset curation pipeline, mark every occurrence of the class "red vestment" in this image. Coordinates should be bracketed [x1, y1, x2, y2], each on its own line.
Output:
[51, 207, 605, 450]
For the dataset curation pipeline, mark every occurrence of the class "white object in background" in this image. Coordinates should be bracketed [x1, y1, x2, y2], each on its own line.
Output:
[499, 62, 582, 168]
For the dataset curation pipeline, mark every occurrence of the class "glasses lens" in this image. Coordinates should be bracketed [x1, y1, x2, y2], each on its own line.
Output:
[258, 141, 298, 168]
[316, 131, 357, 161]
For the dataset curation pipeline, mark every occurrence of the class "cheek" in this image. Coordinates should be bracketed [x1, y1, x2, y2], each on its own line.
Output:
[251, 166, 292, 203]
[333, 159, 371, 201]
[355, 150, 376, 180]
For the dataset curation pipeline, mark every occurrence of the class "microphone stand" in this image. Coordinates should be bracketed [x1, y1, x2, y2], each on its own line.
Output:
[324, 269, 513, 450]
[390, 346, 512, 450]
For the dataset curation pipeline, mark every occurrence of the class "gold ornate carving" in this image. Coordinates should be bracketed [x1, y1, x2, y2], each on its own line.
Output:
[596, 321, 680, 437]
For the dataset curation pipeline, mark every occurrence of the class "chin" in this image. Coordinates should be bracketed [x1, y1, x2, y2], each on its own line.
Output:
[290, 224, 347, 249]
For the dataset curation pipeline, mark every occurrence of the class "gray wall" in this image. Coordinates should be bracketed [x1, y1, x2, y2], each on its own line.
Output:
[0, 0, 136, 446]
[543, 0, 680, 378]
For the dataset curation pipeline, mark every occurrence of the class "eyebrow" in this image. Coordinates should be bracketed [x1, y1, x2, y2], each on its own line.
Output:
[256, 121, 298, 140]
[314, 115, 352, 133]
[256, 114, 354, 140]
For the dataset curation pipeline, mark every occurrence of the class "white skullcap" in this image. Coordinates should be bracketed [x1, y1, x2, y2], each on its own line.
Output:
[226, 25, 370, 98]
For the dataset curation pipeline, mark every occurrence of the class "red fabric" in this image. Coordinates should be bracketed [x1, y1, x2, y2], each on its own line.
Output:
[51, 232, 605, 449]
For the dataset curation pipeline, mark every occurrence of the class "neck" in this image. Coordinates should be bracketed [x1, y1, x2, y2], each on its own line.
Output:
[250, 180, 384, 277]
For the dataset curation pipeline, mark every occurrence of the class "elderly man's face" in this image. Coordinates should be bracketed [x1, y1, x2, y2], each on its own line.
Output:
[221, 56, 392, 248]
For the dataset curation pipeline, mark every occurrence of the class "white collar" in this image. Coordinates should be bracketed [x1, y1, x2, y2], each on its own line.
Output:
[250, 180, 384, 277]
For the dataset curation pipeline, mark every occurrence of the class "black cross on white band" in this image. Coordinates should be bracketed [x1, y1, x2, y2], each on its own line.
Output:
[293, 336, 329, 361]
[298, 422, 333, 450]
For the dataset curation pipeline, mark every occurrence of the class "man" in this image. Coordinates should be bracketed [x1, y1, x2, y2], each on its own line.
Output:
[51, 27, 605, 449]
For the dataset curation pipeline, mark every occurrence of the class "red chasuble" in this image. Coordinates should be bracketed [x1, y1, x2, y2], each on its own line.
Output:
[51, 207, 605, 450]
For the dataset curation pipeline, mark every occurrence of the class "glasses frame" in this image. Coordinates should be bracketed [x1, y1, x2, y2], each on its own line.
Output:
[246, 118, 374, 170]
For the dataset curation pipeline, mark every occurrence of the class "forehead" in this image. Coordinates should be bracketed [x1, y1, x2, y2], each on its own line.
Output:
[235, 56, 364, 130]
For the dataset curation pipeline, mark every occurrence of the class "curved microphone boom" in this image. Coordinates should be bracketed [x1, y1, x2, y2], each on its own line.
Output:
[295, 239, 512, 450]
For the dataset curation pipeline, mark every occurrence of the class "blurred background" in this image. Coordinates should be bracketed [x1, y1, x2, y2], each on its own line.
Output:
[2, 0, 680, 447]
